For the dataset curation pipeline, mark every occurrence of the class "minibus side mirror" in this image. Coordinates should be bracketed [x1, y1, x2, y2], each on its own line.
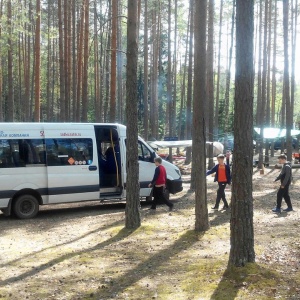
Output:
[150, 151, 156, 163]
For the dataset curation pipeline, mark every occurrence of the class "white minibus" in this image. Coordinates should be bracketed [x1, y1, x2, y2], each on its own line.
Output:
[0, 123, 182, 219]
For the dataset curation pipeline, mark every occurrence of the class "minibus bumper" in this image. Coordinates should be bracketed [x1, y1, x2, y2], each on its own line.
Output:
[167, 179, 183, 194]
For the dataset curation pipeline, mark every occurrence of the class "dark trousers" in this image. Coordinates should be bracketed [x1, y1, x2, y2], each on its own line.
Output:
[277, 184, 292, 209]
[215, 182, 229, 208]
[151, 186, 173, 209]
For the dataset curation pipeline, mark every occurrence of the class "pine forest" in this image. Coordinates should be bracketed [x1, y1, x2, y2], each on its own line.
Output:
[0, 0, 299, 142]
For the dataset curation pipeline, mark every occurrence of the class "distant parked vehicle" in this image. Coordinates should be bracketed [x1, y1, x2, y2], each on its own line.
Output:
[218, 137, 256, 151]
[270, 138, 297, 150]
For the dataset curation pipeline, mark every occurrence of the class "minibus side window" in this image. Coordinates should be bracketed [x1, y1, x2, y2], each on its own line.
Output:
[0, 140, 15, 168]
[0, 139, 45, 168]
[45, 138, 93, 166]
[138, 141, 153, 162]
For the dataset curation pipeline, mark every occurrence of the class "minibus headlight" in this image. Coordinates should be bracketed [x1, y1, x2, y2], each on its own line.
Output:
[175, 168, 181, 177]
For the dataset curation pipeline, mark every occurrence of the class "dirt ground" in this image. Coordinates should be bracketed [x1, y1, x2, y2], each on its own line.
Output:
[0, 153, 300, 300]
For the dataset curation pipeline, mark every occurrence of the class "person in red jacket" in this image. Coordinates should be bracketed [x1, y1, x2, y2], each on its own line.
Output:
[148, 157, 174, 211]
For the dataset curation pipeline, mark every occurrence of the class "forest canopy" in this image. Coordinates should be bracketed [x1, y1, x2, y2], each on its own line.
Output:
[0, 0, 299, 142]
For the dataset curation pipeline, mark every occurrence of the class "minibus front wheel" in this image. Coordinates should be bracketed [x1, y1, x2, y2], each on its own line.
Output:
[13, 195, 39, 219]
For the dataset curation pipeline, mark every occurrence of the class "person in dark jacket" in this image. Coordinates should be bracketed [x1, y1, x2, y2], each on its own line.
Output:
[148, 157, 174, 211]
[206, 154, 231, 210]
[272, 154, 293, 213]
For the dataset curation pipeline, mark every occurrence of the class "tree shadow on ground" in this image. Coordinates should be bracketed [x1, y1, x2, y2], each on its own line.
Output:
[89, 230, 203, 299]
[0, 216, 126, 269]
[0, 226, 137, 287]
[210, 262, 281, 300]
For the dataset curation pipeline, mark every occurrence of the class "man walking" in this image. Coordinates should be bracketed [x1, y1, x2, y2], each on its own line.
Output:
[148, 157, 174, 211]
[272, 154, 293, 213]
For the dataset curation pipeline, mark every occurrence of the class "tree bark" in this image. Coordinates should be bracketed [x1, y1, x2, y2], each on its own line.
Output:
[76, 4, 84, 122]
[291, 0, 298, 138]
[58, 0, 66, 121]
[193, 0, 209, 232]
[34, 0, 41, 122]
[185, 0, 194, 166]
[229, 0, 255, 267]
[143, 0, 149, 140]
[262, 0, 269, 165]
[257, 0, 264, 167]
[215, 0, 223, 141]
[150, 7, 159, 139]
[207, 0, 214, 169]
[81, 0, 89, 122]
[283, 0, 292, 160]
[270, 0, 277, 157]
[167, 0, 172, 137]
[224, 1, 235, 139]
[7, 0, 14, 121]
[117, 0, 124, 122]
[125, 0, 141, 229]
[72, 0, 77, 121]
[63, 0, 70, 120]
[94, 3, 100, 122]
[0, 0, 3, 121]
[110, 0, 117, 122]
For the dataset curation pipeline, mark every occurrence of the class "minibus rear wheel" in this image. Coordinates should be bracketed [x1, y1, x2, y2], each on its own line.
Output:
[13, 195, 39, 219]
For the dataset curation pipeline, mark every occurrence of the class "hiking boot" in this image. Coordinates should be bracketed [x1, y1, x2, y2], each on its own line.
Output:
[282, 207, 293, 212]
[211, 206, 219, 210]
[272, 207, 281, 213]
[222, 205, 229, 210]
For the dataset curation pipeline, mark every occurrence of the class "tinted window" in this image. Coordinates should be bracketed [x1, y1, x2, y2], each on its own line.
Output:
[45, 138, 93, 166]
[0, 139, 45, 168]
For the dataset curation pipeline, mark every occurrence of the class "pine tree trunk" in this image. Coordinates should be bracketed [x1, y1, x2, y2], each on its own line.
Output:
[0, 0, 3, 121]
[104, 31, 111, 122]
[185, 0, 193, 166]
[94, 3, 101, 122]
[215, 0, 223, 140]
[229, 0, 255, 267]
[117, 0, 123, 123]
[125, 0, 141, 229]
[224, 1, 235, 138]
[46, 0, 51, 121]
[265, 0, 272, 160]
[207, 0, 214, 169]
[178, 9, 190, 142]
[283, 0, 292, 160]
[24, 0, 32, 121]
[17, 35, 22, 120]
[110, 0, 117, 122]
[76, 5, 84, 122]
[150, 8, 158, 139]
[81, 0, 89, 122]
[64, 0, 70, 120]
[167, 0, 172, 137]
[271, 0, 277, 157]
[7, 0, 14, 121]
[193, 0, 209, 232]
[143, 0, 149, 140]
[262, 0, 269, 164]
[72, 0, 77, 121]
[257, 0, 264, 167]
[34, 0, 41, 122]
[172, 0, 178, 137]
[291, 0, 298, 143]
[58, 0, 66, 121]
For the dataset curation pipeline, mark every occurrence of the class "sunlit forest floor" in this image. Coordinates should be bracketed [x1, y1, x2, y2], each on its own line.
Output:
[0, 153, 300, 299]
